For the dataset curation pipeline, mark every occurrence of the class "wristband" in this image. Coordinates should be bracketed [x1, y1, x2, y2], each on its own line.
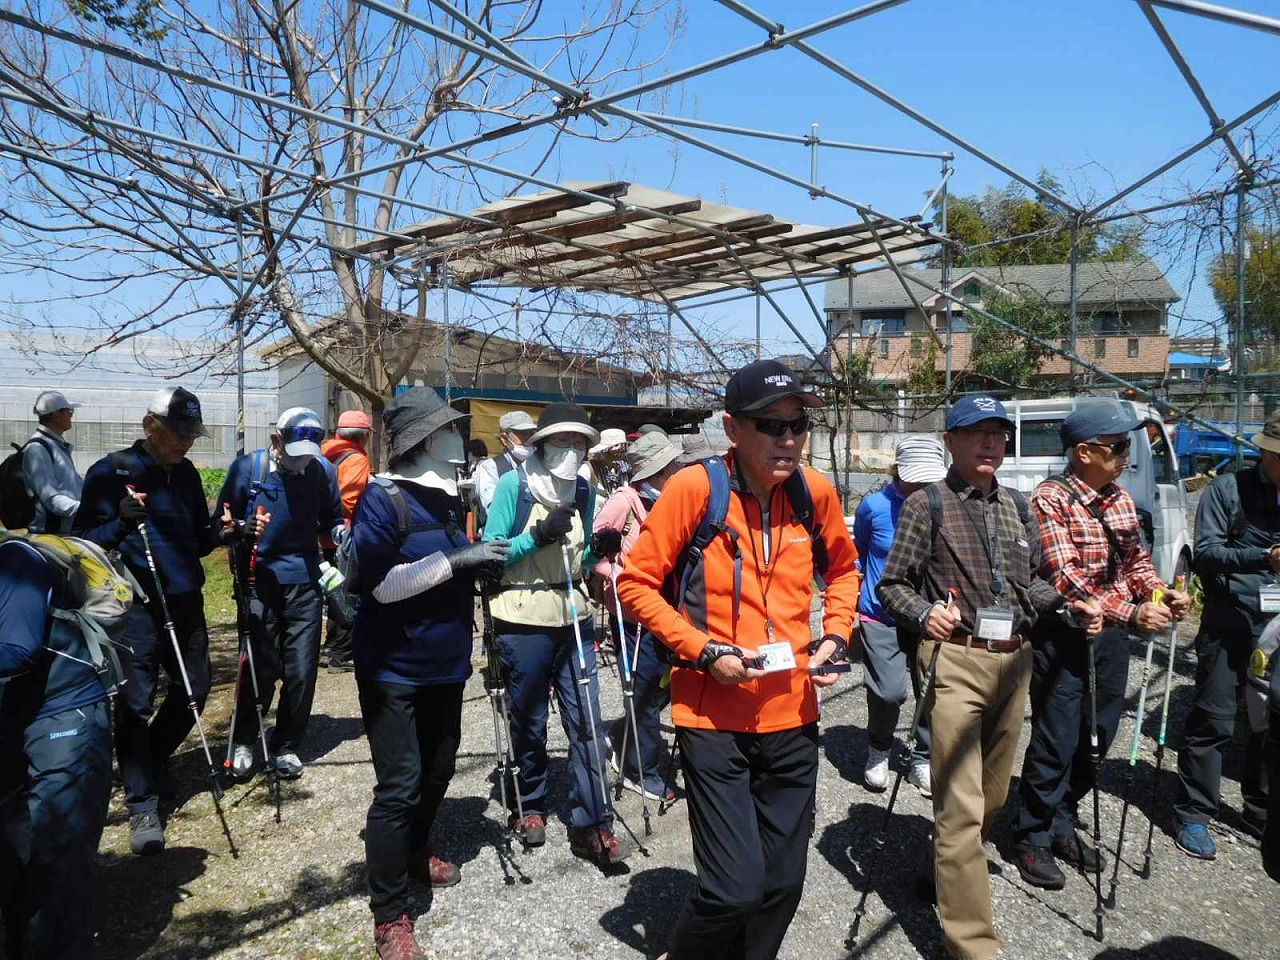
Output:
[807, 634, 848, 661]
[697, 642, 746, 671]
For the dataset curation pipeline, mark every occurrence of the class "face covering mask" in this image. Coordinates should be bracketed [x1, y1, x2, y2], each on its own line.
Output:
[510, 443, 533, 462]
[640, 481, 662, 501]
[278, 453, 312, 475]
[426, 429, 466, 465]
[542, 444, 584, 481]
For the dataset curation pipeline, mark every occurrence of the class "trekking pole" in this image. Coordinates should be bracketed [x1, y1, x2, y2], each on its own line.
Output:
[127, 486, 238, 858]
[560, 540, 625, 836]
[1140, 577, 1185, 880]
[479, 579, 531, 871]
[224, 505, 280, 823]
[1086, 629, 1105, 942]
[609, 559, 653, 837]
[1105, 593, 1163, 909]
[847, 638, 942, 947]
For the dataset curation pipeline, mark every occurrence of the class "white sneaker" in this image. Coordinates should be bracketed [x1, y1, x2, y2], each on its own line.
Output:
[272, 752, 304, 780]
[908, 760, 933, 799]
[864, 748, 891, 791]
[230, 744, 255, 780]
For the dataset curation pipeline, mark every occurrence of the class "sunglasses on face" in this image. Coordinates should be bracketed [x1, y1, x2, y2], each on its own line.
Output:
[1082, 437, 1132, 457]
[281, 425, 325, 445]
[747, 415, 811, 437]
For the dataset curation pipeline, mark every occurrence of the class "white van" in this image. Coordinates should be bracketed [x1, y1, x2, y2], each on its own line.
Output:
[997, 396, 1192, 587]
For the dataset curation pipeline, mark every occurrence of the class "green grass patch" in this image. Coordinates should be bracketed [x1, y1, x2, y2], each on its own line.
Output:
[202, 547, 237, 630]
[199, 467, 227, 502]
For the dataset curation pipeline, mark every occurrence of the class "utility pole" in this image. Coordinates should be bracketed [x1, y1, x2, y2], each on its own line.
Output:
[1236, 174, 1250, 467]
[941, 157, 953, 393]
[1068, 218, 1080, 396]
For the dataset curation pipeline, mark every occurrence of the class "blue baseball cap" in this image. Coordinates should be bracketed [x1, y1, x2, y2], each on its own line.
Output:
[946, 396, 1014, 432]
[1060, 401, 1142, 450]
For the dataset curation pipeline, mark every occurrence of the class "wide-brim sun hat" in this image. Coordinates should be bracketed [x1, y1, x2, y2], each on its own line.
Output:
[382, 386, 469, 464]
[627, 432, 680, 483]
[528, 402, 600, 447]
[1254, 410, 1280, 454]
[589, 427, 628, 457]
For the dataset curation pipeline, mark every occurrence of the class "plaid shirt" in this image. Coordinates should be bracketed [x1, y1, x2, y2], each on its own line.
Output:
[1033, 468, 1164, 627]
[878, 468, 1063, 638]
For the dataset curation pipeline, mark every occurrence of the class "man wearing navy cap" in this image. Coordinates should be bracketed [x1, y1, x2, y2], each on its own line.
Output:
[1012, 402, 1188, 890]
[879, 395, 1099, 960]
[219, 407, 344, 781]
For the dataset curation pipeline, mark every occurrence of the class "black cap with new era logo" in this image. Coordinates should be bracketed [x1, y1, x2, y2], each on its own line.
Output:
[723, 359, 824, 415]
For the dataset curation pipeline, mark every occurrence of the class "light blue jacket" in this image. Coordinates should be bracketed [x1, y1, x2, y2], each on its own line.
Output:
[23, 427, 82, 533]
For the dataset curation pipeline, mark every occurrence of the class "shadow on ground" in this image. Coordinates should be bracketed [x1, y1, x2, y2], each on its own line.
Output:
[598, 865, 696, 959]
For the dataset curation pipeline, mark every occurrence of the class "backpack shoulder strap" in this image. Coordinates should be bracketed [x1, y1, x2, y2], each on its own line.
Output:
[926, 482, 944, 545]
[333, 449, 358, 467]
[677, 457, 739, 620]
[368, 476, 413, 540]
[243, 449, 271, 521]
[574, 475, 591, 522]
[509, 467, 537, 539]
[783, 467, 828, 579]
[495, 454, 514, 477]
[1008, 487, 1032, 527]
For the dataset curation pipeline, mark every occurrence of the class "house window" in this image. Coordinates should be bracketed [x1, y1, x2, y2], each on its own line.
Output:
[861, 313, 906, 337]
[911, 337, 923, 358]
[878, 339, 890, 358]
[1128, 338, 1140, 358]
[962, 280, 981, 298]
[1094, 339, 1107, 358]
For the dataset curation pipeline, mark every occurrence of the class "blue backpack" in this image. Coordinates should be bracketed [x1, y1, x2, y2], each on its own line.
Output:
[504, 467, 592, 540]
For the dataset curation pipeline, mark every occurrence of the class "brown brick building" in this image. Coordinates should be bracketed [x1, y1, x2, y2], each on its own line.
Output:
[823, 259, 1179, 386]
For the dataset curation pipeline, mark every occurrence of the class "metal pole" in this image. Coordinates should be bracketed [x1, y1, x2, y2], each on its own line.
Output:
[1236, 177, 1248, 466]
[665, 308, 673, 407]
[1069, 221, 1080, 395]
[844, 273, 854, 509]
[442, 262, 453, 404]
[235, 196, 246, 458]
[755, 290, 762, 359]
[941, 158, 953, 393]
[809, 122, 820, 198]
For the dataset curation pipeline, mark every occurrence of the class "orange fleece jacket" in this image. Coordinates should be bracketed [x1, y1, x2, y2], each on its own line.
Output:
[616, 456, 859, 733]
[320, 437, 371, 520]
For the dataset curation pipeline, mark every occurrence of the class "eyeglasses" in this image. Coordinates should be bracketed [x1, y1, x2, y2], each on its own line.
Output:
[281, 425, 325, 445]
[958, 427, 1012, 443]
[747, 415, 811, 437]
[1082, 437, 1132, 457]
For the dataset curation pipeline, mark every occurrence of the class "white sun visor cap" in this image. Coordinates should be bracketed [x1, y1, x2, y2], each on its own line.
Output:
[277, 407, 324, 458]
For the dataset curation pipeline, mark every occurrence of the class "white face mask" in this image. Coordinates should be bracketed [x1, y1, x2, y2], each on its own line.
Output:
[426, 429, 466, 465]
[510, 443, 533, 462]
[543, 443, 584, 481]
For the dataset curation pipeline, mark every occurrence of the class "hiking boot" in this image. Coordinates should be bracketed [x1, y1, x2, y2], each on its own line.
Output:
[327, 658, 355, 674]
[1052, 831, 1106, 873]
[510, 813, 546, 847]
[568, 825, 631, 867]
[272, 752, 304, 780]
[864, 747, 891, 791]
[908, 760, 932, 799]
[1175, 821, 1217, 860]
[1015, 845, 1066, 890]
[373, 914, 428, 960]
[408, 850, 461, 888]
[129, 810, 166, 856]
[230, 744, 256, 781]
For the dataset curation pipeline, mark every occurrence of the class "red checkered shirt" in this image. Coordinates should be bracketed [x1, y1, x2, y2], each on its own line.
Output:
[1032, 469, 1165, 626]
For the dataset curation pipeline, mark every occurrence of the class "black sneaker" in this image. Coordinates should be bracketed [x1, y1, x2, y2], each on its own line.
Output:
[1052, 832, 1106, 873]
[129, 810, 166, 856]
[1015, 845, 1066, 890]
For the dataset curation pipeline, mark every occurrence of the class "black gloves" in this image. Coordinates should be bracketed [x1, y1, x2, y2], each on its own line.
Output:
[591, 528, 623, 558]
[532, 505, 575, 547]
[807, 633, 850, 662]
[447, 540, 510, 574]
[118, 495, 147, 528]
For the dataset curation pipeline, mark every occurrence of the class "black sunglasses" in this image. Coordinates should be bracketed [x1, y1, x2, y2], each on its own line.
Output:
[1082, 437, 1132, 456]
[747, 415, 811, 437]
[281, 425, 325, 445]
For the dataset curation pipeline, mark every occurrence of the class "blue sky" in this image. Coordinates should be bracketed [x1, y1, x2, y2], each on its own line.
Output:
[2, 0, 1277, 376]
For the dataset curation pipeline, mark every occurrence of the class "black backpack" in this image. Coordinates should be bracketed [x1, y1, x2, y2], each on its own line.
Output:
[0, 436, 54, 530]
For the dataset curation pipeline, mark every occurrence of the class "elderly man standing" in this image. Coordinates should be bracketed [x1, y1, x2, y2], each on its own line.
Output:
[618, 359, 859, 959]
[471, 410, 537, 520]
[878, 396, 1100, 960]
[321, 410, 374, 672]
[1013, 403, 1188, 890]
[23, 389, 83, 533]
[74, 386, 226, 856]
[221, 408, 344, 781]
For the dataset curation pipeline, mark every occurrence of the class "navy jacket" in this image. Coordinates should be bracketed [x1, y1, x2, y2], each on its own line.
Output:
[1194, 465, 1280, 640]
[351, 480, 473, 686]
[0, 541, 105, 726]
[217, 452, 342, 586]
[73, 440, 219, 596]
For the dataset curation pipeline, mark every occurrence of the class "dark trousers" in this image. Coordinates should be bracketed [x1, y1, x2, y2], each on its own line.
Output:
[1263, 669, 1280, 877]
[357, 677, 463, 925]
[233, 578, 323, 755]
[1014, 624, 1129, 848]
[114, 591, 211, 815]
[861, 618, 932, 762]
[495, 618, 613, 829]
[608, 621, 672, 793]
[0, 701, 112, 960]
[322, 547, 353, 665]
[666, 724, 818, 960]
[1175, 627, 1268, 828]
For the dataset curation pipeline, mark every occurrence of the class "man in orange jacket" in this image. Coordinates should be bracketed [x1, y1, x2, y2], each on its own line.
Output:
[617, 359, 859, 960]
[320, 410, 373, 671]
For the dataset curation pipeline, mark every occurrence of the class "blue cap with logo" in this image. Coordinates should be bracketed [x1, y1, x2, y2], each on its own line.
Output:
[1060, 400, 1142, 450]
[946, 396, 1014, 431]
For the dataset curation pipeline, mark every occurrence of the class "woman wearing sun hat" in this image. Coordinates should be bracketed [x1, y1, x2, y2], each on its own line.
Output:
[482, 402, 631, 869]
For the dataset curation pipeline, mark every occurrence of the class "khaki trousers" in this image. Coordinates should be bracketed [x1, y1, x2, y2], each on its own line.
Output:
[921, 637, 1033, 960]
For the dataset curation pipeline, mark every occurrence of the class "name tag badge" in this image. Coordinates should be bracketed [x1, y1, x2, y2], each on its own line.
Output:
[1260, 585, 1280, 614]
[974, 607, 1015, 643]
[756, 642, 797, 674]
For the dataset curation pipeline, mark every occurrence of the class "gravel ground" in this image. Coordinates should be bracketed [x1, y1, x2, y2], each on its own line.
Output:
[87, 606, 1269, 960]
